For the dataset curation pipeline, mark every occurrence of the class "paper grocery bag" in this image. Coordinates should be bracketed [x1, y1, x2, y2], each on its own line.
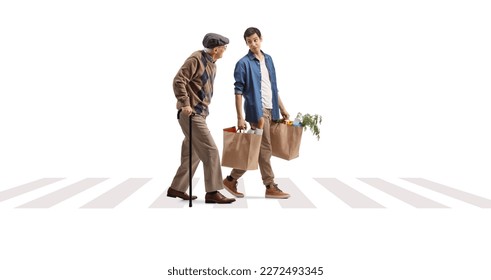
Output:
[222, 127, 261, 170]
[270, 122, 303, 160]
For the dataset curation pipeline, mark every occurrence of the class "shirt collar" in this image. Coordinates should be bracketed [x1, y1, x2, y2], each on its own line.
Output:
[247, 50, 264, 61]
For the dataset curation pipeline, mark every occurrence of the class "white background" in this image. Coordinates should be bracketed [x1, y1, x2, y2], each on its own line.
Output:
[1, 0, 491, 279]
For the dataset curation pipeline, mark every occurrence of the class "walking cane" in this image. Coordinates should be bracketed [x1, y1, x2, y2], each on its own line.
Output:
[188, 113, 195, 207]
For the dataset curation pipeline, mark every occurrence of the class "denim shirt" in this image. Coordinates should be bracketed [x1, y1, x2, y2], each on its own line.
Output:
[234, 50, 280, 123]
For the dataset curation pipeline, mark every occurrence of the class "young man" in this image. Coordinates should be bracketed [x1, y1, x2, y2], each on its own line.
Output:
[168, 33, 235, 204]
[223, 27, 290, 199]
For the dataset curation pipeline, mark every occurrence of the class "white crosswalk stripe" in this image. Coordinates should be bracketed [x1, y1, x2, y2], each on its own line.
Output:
[1, 177, 491, 209]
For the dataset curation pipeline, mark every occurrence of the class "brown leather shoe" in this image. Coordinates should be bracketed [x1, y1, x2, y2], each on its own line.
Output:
[223, 177, 244, 198]
[167, 187, 197, 200]
[205, 191, 236, 204]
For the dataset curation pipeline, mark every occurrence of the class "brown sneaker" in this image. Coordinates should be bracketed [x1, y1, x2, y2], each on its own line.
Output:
[265, 184, 290, 199]
[223, 177, 244, 198]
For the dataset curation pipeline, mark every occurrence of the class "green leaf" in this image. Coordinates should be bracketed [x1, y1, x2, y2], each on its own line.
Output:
[296, 112, 323, 140]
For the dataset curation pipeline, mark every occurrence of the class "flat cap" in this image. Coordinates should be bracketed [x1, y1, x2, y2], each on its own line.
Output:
[202, 33, 229, 49]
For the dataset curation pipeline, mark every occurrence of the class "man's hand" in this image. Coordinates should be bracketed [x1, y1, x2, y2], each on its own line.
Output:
[237, 117, 247, 130]
[181, 106, 193, 116]
[281, 110, 290, 120]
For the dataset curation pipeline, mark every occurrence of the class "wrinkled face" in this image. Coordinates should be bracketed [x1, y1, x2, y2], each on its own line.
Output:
[214, 44, 227, 59]
[245, 33, 262, 54]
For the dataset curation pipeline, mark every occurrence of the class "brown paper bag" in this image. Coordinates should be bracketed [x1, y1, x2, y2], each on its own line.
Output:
[270, 122, 303, 160]
[221, 127, 262, 170]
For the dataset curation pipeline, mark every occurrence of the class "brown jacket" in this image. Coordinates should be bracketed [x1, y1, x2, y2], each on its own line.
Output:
[173, 50, 216, 117]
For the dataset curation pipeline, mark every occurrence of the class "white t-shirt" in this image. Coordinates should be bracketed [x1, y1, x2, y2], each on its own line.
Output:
[260, 58, 273, 109]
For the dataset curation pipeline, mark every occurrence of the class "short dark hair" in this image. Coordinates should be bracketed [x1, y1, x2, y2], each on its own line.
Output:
[243, 27, 261, 41]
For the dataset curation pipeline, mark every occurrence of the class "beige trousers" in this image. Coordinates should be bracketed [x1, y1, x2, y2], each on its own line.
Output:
[170, 112, 223, 193]
[230, 109, 275, 186]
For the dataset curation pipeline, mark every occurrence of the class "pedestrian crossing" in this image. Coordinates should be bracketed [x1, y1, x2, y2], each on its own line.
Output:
[1, 177, 491, 209]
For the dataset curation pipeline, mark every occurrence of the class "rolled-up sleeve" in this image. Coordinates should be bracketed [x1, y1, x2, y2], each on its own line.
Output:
[233, 60, 246, 95]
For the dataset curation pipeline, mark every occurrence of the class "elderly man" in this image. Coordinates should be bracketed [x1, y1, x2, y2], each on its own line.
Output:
[167, 33, 235, 204]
